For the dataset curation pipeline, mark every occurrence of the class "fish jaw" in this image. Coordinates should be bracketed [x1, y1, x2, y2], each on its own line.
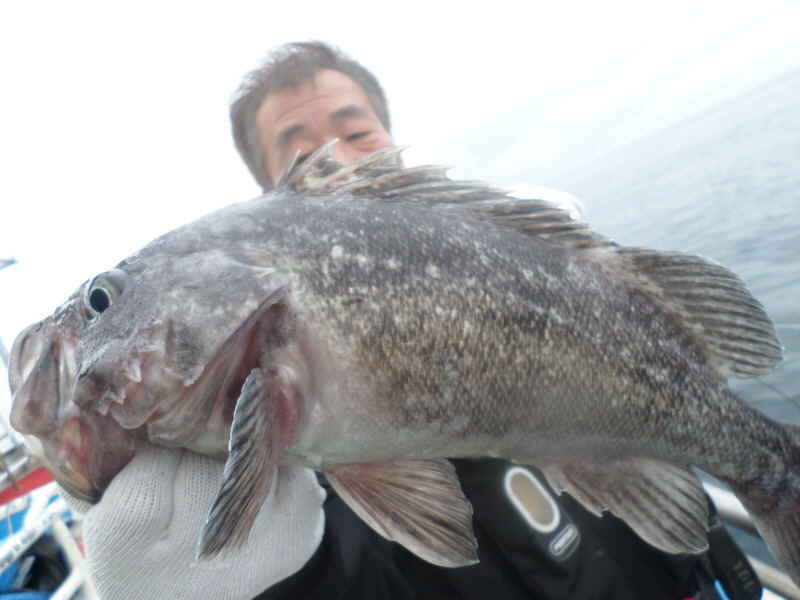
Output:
[22, 429, 101, 502]
[28, 412, 138, 501]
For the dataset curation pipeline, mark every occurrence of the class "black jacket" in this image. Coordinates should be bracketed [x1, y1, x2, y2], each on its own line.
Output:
[255, 459, 757, 600]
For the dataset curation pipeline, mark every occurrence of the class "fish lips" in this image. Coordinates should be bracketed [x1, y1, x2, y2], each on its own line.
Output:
[9, 320, 79, 436]
[26, 430, 102, 503]
[30, 412, 138, 503]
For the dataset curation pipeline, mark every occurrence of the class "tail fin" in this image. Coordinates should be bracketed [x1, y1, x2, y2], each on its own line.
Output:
[727, 425, 800, 590]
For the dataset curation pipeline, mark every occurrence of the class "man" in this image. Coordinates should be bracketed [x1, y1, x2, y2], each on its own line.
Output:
[73, 42, 757, 600]
[230, 41, 396, 192]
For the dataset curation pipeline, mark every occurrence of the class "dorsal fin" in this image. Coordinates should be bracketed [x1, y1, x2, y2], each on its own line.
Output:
[616, 248, 783, 378]
[276, 143, 611, 249]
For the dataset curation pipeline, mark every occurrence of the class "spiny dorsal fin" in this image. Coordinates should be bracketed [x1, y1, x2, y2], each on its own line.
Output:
[277, 143, 612, 249]
[276, 140, 407, 194]
[616, 248, 783, 378]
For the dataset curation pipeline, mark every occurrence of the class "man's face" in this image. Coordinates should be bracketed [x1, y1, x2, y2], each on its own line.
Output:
[256, 69, 395, 186]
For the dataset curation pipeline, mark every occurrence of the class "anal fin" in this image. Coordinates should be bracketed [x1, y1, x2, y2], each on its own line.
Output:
[196, 366, 298, 560]
[541, 457, 708, 554]
[324, 458, 478, 567]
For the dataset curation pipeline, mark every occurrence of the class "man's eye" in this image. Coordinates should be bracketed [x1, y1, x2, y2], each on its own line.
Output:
[346, 131, 370, 142]
[296, 154, 310, 165]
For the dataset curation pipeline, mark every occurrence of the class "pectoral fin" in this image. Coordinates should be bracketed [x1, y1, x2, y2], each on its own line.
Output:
[323, 458, 478, 567]
[196, 366, 299, 560]
[541, 457, 708, 554]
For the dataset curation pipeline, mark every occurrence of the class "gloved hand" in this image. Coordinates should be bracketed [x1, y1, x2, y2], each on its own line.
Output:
[61, 442, 325, 600]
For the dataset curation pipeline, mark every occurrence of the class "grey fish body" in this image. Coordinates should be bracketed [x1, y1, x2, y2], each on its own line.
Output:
[9, 143, 799, 580]
[180, 192, 774, 482]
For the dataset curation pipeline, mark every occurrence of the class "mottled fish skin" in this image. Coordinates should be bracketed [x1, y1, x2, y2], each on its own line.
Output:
[224, 185, 783, 487]
[8, 142, 800, 581]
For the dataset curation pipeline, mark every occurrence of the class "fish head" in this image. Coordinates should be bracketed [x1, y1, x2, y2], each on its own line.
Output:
[9, 244, 288, 500]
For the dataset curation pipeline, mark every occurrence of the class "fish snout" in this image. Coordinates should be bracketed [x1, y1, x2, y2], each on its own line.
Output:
[9, 323, 79, 436]
[8, 321, 53, 394]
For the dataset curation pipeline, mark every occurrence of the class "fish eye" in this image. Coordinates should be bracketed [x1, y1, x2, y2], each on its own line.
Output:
[89, 288, 110, 313]
[83, 268, 129, 319]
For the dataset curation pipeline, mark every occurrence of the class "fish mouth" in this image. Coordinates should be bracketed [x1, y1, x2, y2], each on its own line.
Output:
[10, 309, 139, 502]
[34, 412, 137, 503]
[10, 320, 99, 500]
[55, 419, 102, 503]
[23, 419, 102, 502]
[41, 450, 101, 503]
[57, 473, 101, 503]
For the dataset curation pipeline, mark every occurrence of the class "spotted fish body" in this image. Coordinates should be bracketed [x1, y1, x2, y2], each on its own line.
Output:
[9, 143, 800, 583]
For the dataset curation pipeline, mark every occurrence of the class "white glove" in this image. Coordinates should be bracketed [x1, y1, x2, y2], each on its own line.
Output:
[63, 442, 325, 600]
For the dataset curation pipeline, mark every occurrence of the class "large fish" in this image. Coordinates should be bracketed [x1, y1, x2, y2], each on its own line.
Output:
[8, 143, 799, 583]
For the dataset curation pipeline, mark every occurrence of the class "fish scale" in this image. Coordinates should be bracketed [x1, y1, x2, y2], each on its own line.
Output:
[8, 141, 799, 581]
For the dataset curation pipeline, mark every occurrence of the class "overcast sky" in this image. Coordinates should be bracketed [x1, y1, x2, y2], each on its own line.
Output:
[2, 0, 800, 358]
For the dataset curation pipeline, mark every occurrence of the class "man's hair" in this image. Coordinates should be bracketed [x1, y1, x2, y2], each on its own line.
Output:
[231, 41, 392, 191]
